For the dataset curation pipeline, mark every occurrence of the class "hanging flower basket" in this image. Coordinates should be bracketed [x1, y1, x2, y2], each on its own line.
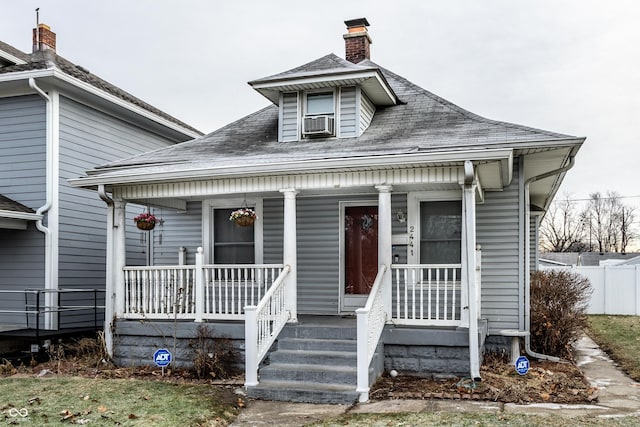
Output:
[134, 212, 157, 231]
[230, 208, 257, 227]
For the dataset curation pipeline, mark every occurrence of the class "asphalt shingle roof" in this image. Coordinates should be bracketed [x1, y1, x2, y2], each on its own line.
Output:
[0, 194, 35, 214]
[0, 42, 202, 135]
[87, 53, 579, 179]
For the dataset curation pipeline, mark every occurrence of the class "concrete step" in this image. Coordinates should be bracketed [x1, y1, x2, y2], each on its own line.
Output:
[269, 349, 357, 365]
[246, 380, 359, 404]
[259, 362, 357, 384]
[277, 337, 358, 352]
[279, 324, 357, 340]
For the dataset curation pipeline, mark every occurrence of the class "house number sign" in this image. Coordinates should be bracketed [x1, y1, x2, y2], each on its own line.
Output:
[408, 225, 415, 257]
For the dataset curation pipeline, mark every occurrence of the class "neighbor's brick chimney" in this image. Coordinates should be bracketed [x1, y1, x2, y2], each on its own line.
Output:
[33, 23, 56, 53]
[343, 18, 371, 63]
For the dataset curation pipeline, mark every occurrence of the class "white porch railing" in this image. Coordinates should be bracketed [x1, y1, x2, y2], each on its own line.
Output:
[122, 262, 284, 320]
[355, 264, 389, 403]
[390, 264, 463, 326]
[244, 265, 292, 387]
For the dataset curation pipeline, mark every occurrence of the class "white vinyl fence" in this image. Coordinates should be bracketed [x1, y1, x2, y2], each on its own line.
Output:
[542, 265, 640, 315]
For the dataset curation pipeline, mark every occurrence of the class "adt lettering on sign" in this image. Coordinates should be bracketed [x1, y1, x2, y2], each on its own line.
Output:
[515, 355, 529, 376]
[153, 348, 172, 368]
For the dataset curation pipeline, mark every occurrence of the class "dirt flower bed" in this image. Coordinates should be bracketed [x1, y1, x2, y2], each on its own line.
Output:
[370, 354, 598, 404]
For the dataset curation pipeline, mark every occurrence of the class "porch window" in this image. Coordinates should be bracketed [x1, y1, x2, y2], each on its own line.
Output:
[419, 201, 461, 264]
[213, 208, 255, 264]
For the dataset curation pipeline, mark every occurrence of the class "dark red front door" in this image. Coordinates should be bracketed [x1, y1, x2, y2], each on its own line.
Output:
[344, 206, 379, 297]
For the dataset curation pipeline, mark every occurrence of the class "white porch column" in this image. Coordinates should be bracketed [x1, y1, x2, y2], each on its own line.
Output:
[280, 188, 298, 322]
[463, 161, 481, 380]
[375, 185, 393, 315]
[113, 199, 127, 317]
[103, 200, 115, 356]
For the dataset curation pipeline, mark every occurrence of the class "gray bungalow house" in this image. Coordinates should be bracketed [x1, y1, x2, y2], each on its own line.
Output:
[71, 19, 584, 403]
[0, 24, 201, 336]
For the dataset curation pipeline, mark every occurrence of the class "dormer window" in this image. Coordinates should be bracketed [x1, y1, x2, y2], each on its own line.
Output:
[306, 92, 334, 116]
[303, 91, 335, 137]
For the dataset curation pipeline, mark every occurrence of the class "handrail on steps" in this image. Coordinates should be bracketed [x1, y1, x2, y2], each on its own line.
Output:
[244, 264, 291, 387]
[355, 264, 388, 403]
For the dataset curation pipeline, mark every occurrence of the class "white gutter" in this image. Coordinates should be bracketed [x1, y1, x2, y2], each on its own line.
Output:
[523, 155, 576, 363]
[0, 210, 42, 221]
[70, 148, 515, 188]
[1, 69, 201, 139]
[29, 77, 57, 330]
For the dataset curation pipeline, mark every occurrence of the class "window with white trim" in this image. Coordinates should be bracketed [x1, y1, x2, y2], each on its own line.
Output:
[305, 92, 334, 116]
[419, 201, 462, 264]
[213, 208, 255, 264]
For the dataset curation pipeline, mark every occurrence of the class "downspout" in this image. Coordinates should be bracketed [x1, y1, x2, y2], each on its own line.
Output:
[464, 161, 481, 380]
[29, 77, 54, 328]
[98, 184, 115, 357]
[523, 156, 575, 362]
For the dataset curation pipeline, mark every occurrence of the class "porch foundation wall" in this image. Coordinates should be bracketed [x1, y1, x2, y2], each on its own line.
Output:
[112, 320, 245, 370]
[382, 321, 487, 378]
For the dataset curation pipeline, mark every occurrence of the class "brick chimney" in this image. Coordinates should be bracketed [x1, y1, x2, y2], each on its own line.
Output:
[33, 23, 56, 53]
[343, 18, 371, 63]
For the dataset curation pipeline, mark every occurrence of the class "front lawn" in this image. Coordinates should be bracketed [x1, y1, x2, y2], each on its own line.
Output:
[0, 376, 240, 426]
[587, 314, 640, 381]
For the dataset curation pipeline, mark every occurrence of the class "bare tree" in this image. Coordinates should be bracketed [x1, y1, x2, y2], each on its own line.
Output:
[539, 194, 585, 252]
[582, 191, 636, 253]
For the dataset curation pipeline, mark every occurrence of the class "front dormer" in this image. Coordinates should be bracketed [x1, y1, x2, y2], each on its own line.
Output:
[249, 18, 397, 142]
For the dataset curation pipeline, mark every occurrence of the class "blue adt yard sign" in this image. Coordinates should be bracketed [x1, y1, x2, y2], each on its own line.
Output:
[153, 348, 172, 368]
[515, 355, 530, 375]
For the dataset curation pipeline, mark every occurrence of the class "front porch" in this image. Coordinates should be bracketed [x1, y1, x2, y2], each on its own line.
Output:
[113, 250, 482, 403]
[100, 163, 486, 403]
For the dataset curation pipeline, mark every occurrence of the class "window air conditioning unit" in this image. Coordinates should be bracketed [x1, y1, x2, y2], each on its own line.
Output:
[303, 115, 334, 136]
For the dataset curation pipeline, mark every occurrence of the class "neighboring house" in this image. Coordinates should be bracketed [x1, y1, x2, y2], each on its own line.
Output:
[0, 24, 201, 336]
[71, 19, 584, 403]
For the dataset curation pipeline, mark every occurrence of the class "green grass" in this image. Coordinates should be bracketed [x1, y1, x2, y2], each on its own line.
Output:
[587, 314, 640, 381]
[0, 376, 239, 426]
[307, 412, 640, 427]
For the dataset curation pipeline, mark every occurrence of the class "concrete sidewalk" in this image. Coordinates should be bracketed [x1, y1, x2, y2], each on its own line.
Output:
[231, 334, 640, 426]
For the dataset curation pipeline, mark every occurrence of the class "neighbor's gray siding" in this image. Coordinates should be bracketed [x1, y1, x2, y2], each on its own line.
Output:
[359, 92, 375, 135]
[280, 92, 298, 142]
[0, 95, 46, 326]
[152, 201, 203, 266]
[57, 96, 178, 327]
[339, 86, 357, 138]
[476, 161, 521, 333]
[530, 214, 539, 272]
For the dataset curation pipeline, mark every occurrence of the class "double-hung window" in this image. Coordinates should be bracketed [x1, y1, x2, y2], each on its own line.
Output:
[212, 208, 255, 264]
[419, 201, 462, 264]
[306, 92, 334, 116]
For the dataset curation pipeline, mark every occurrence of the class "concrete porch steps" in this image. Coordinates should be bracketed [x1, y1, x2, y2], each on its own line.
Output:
[246, 317, 382, 404]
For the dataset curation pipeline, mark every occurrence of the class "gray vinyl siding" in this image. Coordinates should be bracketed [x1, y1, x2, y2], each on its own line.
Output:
[280, 92, 299, 142]
[264, 194, 401, 315]
[476, 161, 521, 333]
[152, 201, 203, 266]
[339, 86, 357, 138]
[359, 92, 375, 135]
[57, 96, 178, 328]
[0, 95, 46, 326]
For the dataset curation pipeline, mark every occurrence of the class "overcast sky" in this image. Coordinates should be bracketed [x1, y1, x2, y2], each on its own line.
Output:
[3, 0, 640, 214]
